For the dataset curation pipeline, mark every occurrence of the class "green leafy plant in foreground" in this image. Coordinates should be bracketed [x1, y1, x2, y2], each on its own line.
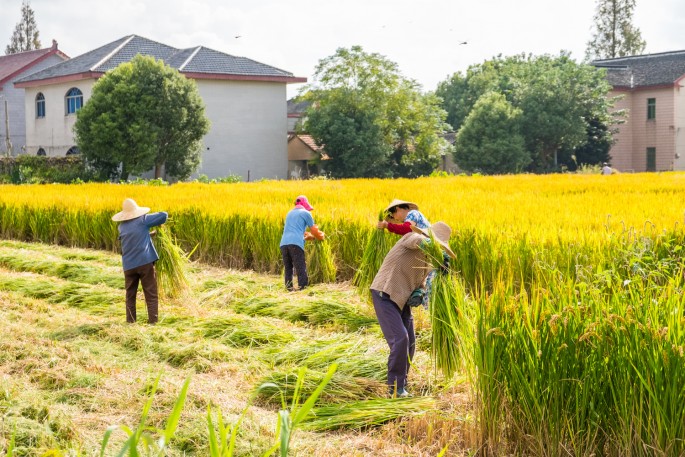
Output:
[260, 364, 338, 457]
[99, 374, 190, 456]
[98, 366, 337, 457]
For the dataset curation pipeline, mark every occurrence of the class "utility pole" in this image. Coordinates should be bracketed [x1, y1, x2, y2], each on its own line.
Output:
[1, 96, 11, 157]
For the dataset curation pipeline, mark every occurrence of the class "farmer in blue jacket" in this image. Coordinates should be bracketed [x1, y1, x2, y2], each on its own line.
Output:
[112, 198, 168, 324]
[279, 195, 324, 291]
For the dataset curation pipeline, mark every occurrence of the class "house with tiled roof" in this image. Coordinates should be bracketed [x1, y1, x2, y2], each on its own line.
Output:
[287, 133, 327, 179]
[14, 34, 306, 180]
[0, 40, 69, 156]
[593, 51, 685, 172]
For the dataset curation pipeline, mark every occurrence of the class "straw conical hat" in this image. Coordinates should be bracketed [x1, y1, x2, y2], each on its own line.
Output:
[112, 198, 150, 222]
[384, 199, 418, 213]
[411, 221, 456, 259]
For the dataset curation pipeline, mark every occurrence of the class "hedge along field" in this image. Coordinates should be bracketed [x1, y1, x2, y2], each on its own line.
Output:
[2, 173, 685, 453]
[2, 173, 685, 286]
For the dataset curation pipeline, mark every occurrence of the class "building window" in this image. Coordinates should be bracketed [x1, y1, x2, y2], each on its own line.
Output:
[646, 147, 656, 171]
[36, 147, 46, 156]
[647, 98, 656, 120]
[65, 87, 83, 114]
[66, 146, 80, 155]
[36, 93, 45, 118]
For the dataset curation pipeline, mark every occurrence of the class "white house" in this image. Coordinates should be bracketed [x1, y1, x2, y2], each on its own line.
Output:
[14, 35, 306, 180]
[0, 40, 69, 156]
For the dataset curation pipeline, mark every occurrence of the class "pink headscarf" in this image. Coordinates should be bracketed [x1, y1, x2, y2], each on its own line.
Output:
[295, 195, 314, 211]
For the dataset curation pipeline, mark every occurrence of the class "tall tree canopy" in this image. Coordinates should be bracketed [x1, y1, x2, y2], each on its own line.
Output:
[5, 0, 41, 55]
[454, 92, 529, 174]
[436, 53, 618, 173]
[586, 0, 646, 60]
[74, 55, 210, 181]
[302, 46, 450, 178]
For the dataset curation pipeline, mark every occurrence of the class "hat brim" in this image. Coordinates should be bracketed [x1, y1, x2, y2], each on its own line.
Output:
[411, 225, 456, 259]
[112, 207, 150, 222]
[384, 199, 419, 213]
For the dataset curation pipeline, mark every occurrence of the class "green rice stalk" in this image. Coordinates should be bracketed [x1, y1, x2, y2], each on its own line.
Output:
[266, 337, 387, 380]
[196, 316, 295, 348]
[235, 297, 376, 331]
[353, 210, 395, 301]
[305, 239, 337, 284]
[0, 246, 123, 288]
[153, 225, 192, 298]
[254, 369, 384, 405]
[300, 396, 436, 431]
[207, 403, 249, 457]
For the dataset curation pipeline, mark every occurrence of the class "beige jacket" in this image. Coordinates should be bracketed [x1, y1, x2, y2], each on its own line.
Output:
[370, 233, 431, 310]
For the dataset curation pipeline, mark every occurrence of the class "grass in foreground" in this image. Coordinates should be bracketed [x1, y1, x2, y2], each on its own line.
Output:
[0, 241, 473, 456]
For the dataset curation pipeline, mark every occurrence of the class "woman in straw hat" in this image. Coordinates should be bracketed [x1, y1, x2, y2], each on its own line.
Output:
[371, 221, 455, 398]
[377, 199, 430, 235]
[377, 199, 433, 308]
[279, 195, 325, 291]
[112, 198, 168, 324]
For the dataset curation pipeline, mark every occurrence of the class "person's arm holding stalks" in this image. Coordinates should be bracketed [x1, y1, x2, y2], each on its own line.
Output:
[304, 224, 325, 241]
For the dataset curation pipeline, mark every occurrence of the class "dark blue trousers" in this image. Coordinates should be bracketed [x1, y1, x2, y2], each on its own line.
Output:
[280, 245, 308, 291]
[371, 289, 415, 391]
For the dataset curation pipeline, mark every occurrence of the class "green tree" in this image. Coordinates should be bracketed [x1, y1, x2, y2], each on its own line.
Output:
[306, 90, 391, 178]
[586, 0, 646, 60]
[453, 92, 529, 174]
[74, 55, 210, 181]
[5, 0, 41, 54]
[302, 46, 449, 178]
[557, 117, 613, 171]
[437, 53, 616, 172]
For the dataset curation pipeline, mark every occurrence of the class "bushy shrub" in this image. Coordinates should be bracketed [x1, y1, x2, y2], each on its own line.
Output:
[0, 156, 96, 184]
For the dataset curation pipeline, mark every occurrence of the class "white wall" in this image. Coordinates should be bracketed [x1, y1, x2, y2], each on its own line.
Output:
[0, 54, 66, 155]
[196, 79, 287, 181]
[675, 82, 685, 170]
[23, 76, 289, 179]
[607, 90, 634, 172]
[23, 80, 95, 156]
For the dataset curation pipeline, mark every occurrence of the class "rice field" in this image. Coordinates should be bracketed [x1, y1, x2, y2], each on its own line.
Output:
[0, 240, 458, 456]
[1, 172, 685, 454]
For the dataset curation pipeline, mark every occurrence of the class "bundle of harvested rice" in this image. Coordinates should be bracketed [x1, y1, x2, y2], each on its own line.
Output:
[254, 369, 384, 405]
[153, 225, 192, 298]
[353, 210, 395, 301]
[305, 238, 337, 284]
[300, 396, 436, 431]
[421, 231, 462, 379]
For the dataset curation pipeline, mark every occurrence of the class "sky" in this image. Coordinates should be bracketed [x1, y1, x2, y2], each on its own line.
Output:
[1, 0, 684, 99]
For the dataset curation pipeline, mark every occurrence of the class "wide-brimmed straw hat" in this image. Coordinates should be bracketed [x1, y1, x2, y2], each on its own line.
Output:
[411, 221, 456, 259]
[384, 199, 418, 213]
[112, 198, 150, 222]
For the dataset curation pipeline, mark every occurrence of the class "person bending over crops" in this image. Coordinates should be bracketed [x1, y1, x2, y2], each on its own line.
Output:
[112, 198, 168, 324]
[279, 195, 325, 291]
[377, 199, 434, 308]
[370, 221, 454, 398]
[376, 199, 430, 235]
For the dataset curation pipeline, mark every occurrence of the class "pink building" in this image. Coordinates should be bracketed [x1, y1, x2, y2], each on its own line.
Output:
[593, 51, 685, 172]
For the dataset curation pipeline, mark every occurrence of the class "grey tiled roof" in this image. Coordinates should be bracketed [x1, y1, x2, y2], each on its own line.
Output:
[592, 50, 685, 88]
[180, 47, 293, 76]
[287, 99, 311, 115]
[17, 34, 297, 83]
